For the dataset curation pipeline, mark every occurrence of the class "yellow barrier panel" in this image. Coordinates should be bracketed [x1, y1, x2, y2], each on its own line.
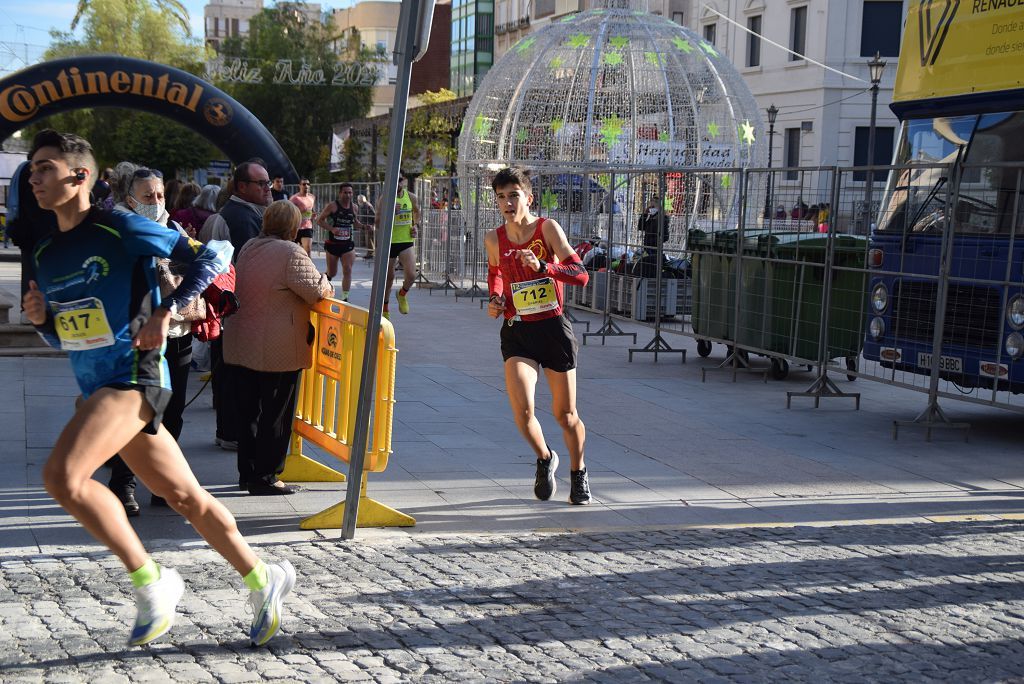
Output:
[280, 298, 413, 529]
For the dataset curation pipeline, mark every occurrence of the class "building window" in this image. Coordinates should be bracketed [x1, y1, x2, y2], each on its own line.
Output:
[703, 23, 716, 46]
[853, 126, 895, 181]
[535, 0, 555, 18]
[861, 1, 902, 56]
[231, 18, 239, 36]
[746, 15, 761, 67]
[213, 17, 219, 37]
[784, 128, 801, 180]
[789, 6, 806, 61]
[672, 11, 684, 25]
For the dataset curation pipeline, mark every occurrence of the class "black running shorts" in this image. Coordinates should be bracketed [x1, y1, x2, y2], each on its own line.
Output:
[389, 241, 415, 259]
[499, 314, 578, 372]
[104, 383, 173, 436]
[324, 239, 355, 257]
[296, 228, 314, 241]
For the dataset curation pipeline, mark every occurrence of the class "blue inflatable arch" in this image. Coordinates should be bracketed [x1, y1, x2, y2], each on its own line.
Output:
[0, 55, 298, 183]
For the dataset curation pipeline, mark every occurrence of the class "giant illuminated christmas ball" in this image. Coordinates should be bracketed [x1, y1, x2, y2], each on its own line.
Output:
[458, 0, 766, 231]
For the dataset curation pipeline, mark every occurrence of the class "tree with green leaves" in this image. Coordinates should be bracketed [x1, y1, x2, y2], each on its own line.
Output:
[218, 5, 372, 180]
[34, 0, 218, 173]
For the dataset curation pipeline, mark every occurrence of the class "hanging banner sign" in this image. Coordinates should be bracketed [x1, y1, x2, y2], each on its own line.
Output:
[205, 58, 381, 87]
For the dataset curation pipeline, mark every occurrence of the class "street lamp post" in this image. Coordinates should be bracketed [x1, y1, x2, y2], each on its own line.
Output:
[864, 51, 887, 233]
[765, 103, 778, 219]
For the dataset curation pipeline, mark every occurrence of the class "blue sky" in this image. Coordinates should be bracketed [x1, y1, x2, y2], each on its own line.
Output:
[0, 0, 364, 76]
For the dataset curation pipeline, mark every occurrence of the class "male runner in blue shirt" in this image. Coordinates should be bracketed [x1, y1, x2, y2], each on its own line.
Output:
[22, 130, 295, 648]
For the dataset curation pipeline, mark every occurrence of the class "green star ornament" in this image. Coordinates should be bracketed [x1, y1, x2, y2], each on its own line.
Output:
[599, 116, 625, 147]
[516, 128, 528, 143]
[720, 174, 732, 189]
[551, 118, 565, 135]
[473, 115, 491, 138]
[541, 188, 559, 211]
[663, 195, 674, 212]
[739, 120, 756, 144]
[515, 37, 537, 54]
[605, 52, 623, 66]
[550, 56, 565, 69]
[672, 37, 694, 53]
[609, 36, 629, 49]
[645, 52, 661, 66]
[707, 121, 720, 138]
[567, 34, 589, 48]
[700, 41, 719, 57]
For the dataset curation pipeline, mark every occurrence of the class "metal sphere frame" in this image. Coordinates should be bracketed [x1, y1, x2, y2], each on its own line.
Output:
[457, 0, 767, 235]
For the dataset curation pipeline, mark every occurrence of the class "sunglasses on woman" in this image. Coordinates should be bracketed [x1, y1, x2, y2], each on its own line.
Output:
[133, 168, 163, 179]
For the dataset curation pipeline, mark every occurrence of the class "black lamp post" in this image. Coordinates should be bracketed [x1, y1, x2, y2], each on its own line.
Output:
[864, 51, 887, 232]
[765, 103, 778, 219]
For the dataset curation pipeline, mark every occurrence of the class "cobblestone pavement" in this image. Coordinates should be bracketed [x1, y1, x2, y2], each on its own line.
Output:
[2, 520, 1023, 683]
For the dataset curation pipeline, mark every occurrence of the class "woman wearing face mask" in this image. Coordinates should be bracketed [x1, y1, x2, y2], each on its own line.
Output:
[108, 164, 207, 512]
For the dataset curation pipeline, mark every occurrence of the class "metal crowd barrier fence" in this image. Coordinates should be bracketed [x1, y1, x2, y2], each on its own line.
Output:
[277, 297, 412, 529]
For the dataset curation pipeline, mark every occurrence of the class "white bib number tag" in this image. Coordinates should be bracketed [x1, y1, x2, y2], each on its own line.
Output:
[53, 297, 115, 351]
[511, 277, 558, 315]
[334, 226, 352, 241]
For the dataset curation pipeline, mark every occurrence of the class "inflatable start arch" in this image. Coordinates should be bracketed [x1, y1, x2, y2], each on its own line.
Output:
[0, 55, 299, 183]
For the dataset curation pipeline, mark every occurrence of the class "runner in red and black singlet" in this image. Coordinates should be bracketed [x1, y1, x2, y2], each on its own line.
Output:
[484, 166, 593, 505]
[494, 218, 566, 321]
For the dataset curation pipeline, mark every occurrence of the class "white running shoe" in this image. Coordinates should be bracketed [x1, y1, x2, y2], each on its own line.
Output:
[248, 560, 296, 646]
[128, 567, 185, 646]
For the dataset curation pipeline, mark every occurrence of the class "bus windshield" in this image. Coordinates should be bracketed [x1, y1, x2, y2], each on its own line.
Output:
[877, 111, 1024, 235]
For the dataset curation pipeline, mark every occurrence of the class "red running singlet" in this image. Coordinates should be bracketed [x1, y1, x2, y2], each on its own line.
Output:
[496, 218, 564, 322]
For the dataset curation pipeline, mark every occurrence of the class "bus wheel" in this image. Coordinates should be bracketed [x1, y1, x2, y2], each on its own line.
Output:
[771, 358, 789, 381]
[846, 356, 858, 381]
[696, 339, 712, 357]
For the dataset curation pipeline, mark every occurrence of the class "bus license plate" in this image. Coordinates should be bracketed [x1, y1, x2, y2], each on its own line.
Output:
[916, 353, 962, 373]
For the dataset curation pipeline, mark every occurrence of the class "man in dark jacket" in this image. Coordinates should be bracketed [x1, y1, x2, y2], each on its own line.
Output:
[201, 161, 272, 261]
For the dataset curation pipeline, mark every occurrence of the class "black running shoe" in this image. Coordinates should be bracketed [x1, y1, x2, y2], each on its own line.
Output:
[534, 450, 558, 500]
[114, 488, 140, 517]
[570, 468, 592, 505]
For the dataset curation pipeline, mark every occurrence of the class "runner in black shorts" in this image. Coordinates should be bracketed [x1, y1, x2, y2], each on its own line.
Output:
[289, 179, 315, 256]
[316, 182, 366, 302]
[484, 166, 593, 505]
[23, 129, 295, 648]
[374, 173, 420, 318]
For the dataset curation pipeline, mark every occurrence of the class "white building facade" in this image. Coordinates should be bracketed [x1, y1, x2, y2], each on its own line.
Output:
[690, 0, 903, 199]
[490, 0, 902, 204]
[204, 0, 263, 51]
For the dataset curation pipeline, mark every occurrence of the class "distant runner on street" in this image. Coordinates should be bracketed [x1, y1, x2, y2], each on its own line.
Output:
[289, 178, 316, 256]
[374, 173, 420, 318]
[22, 129, 295, 648]
[316, 182, 366, 302]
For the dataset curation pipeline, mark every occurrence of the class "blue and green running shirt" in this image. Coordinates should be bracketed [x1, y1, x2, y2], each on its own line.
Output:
[33, 208, 223, 397]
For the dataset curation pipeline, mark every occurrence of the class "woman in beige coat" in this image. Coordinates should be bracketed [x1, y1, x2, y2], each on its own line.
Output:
[224, 201, 334, 495]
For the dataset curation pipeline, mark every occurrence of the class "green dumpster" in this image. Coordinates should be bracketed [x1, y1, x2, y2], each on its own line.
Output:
[689, 228, 738, 343]
[751, 233, 867, 365]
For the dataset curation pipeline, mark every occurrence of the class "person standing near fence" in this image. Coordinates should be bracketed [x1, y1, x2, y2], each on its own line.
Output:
[484, 166, 593, 505]
[316, 182, 366, 302]
[289, 179, 316, 257]
[374, 173, 419, 318]
[21, 129, 295, 647]
[270, 176, 288, 203]
[225, 201, 334, 495]
[357, 193, 376, 259]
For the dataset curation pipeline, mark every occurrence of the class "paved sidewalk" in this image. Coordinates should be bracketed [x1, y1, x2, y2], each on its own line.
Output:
[2, 256, 1024, 680]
